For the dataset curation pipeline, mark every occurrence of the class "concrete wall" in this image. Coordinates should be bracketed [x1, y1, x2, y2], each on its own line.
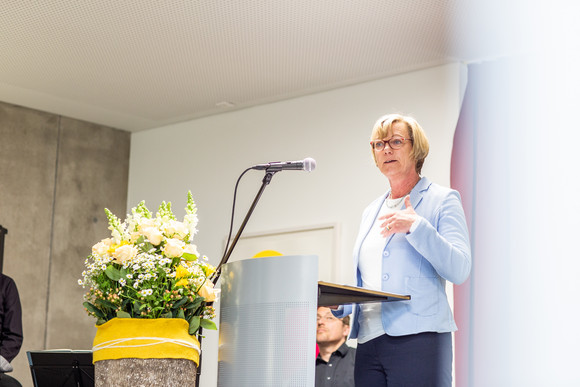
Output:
[0, 101, 130, 386]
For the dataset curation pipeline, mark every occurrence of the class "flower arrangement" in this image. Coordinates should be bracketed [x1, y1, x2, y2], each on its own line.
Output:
[79, 192, 217, 335]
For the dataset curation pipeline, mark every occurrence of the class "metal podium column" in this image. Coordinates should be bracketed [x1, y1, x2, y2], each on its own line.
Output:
[218, 255, 318, 387]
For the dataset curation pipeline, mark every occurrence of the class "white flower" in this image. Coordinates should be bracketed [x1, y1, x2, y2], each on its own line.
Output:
[184, 214, 199, 238]
[110, 229, 123, 244]
[92, 239, 113, 258]
[184, 243, 199, 257]
[198, 280, 216, 302]
[138, 218, 157, 230]
[112, 244, 138, 264]
[162, 220, 188, 240]
[141, 226, 164, 246]
[163, 238, 185, 258]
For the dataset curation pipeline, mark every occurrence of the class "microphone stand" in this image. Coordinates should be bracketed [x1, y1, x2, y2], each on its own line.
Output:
[211, 170, 278, 284]
[195, 170, 278, 387]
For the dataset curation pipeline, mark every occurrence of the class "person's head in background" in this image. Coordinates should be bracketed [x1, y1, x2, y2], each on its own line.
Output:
[316, 306, 350, 352]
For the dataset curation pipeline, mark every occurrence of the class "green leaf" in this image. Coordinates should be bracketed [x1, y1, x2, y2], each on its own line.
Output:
[163, 311, 173, 318]
[96, 298, 117, 310]
[200, 318, 217, 330]
[188, 316, 200, 335]
[176, 309, 185, 320]
[185, 296, 204, 310]
[117, 311, 131, 318]
[182, 253, 198, 261]
[83, 301, 105, 318]
[172, 297, 188, 309]
[105, 266, 122, 281]
[136, 235, 154, 253]
[142, 241, 154, 252]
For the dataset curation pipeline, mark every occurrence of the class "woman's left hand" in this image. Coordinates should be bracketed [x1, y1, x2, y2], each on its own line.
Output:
[379, 196, 418, 237]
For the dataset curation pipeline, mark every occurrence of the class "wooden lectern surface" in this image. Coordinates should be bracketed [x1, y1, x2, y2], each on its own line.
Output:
[317, 281, 410, 307]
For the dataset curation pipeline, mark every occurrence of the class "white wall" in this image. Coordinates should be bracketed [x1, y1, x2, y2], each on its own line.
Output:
[127, 62, 466, 386]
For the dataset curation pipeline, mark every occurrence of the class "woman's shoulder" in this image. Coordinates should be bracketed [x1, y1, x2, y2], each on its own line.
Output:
[416, 178, 463, 210]
[419, 177, 458, 197]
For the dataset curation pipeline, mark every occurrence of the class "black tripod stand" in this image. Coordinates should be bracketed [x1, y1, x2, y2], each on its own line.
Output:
[0, 225, 7, 274]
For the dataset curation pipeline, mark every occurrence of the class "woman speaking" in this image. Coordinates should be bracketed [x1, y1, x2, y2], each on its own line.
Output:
[334, 113, 471, 386]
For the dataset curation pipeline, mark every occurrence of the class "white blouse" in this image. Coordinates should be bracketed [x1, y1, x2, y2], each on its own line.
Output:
[357, 196, 404, 343]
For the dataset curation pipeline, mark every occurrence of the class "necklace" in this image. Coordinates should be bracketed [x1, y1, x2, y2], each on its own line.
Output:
[386, 176, 420, 208]
[385, 194, 405, 208]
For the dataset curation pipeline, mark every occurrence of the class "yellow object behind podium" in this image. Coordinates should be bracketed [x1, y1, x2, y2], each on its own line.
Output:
[92, 318, 200, 365]
[252, 250, 283, 258]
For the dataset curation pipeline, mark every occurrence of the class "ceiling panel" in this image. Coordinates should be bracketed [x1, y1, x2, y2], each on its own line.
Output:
[0, 0, 523, 131]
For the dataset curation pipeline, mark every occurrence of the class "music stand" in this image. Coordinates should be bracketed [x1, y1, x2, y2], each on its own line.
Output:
[27, 351, 94, 387]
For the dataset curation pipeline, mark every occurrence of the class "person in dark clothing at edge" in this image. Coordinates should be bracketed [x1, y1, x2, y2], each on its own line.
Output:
[0, 273, 23, 387]
[316, 306, 355, 387]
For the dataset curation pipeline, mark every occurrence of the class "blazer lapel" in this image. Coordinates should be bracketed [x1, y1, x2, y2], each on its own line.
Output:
[404, 176, 430, 211]
[384, 177, 430, 247]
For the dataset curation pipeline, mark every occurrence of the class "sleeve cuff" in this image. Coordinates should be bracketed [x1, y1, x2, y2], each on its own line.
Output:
[0, 355, 13, 372]
[408, 217, 421, 234]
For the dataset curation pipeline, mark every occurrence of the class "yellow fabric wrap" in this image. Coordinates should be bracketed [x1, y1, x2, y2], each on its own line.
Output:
[92, 318, 200, 365]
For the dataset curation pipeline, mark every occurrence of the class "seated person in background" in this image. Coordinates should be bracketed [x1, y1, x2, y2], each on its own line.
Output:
[0, 273, 23, 387]
[315, 306, 355, 387]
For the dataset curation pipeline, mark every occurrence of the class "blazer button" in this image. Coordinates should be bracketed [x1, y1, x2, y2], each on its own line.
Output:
[382, 274, 389, 280]
[383, 250, 390, 257]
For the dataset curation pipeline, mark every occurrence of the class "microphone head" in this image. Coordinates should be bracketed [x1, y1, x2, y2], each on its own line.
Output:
[303, 157, 316, 172]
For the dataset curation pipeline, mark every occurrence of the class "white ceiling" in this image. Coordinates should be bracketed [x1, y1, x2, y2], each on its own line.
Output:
[0, 0, 521, 132]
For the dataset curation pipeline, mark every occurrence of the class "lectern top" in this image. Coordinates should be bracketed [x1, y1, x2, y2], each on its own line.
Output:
[317, 281, 410, 307]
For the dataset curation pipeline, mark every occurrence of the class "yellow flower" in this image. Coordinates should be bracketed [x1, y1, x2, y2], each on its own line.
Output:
[175, 265, 190, 279]
[175, 278, 189, 287]
[202, 263, 216, 277]
[108, 240, 129, 254]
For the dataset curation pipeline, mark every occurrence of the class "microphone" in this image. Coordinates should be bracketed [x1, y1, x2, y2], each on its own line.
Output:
[251, 157, 316, 172]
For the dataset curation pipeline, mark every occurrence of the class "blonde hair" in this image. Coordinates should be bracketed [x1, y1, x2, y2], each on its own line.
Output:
[370, 113, 430, 174]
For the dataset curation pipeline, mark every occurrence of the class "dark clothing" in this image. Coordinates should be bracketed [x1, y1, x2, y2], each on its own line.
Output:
[354, 332, 452, 387]
[0, 374, 22, 387]
[315, 342, 355, 387]
[0, 274, 23, 364]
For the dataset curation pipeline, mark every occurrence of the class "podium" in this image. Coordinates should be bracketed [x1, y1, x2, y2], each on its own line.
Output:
[217, 255, 409, 387]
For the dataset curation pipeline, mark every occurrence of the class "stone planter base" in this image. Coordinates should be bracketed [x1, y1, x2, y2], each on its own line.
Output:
[95, 358, 197, 386]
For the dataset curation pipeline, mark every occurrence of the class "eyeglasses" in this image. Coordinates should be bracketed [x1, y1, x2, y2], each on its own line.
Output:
[317, 315, 349, 329]
[317, 315, 338, 322]
[370, 137, 412, 151]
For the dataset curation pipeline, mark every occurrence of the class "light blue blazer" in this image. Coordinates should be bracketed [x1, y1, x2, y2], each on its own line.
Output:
[336, 177, 471, 337]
